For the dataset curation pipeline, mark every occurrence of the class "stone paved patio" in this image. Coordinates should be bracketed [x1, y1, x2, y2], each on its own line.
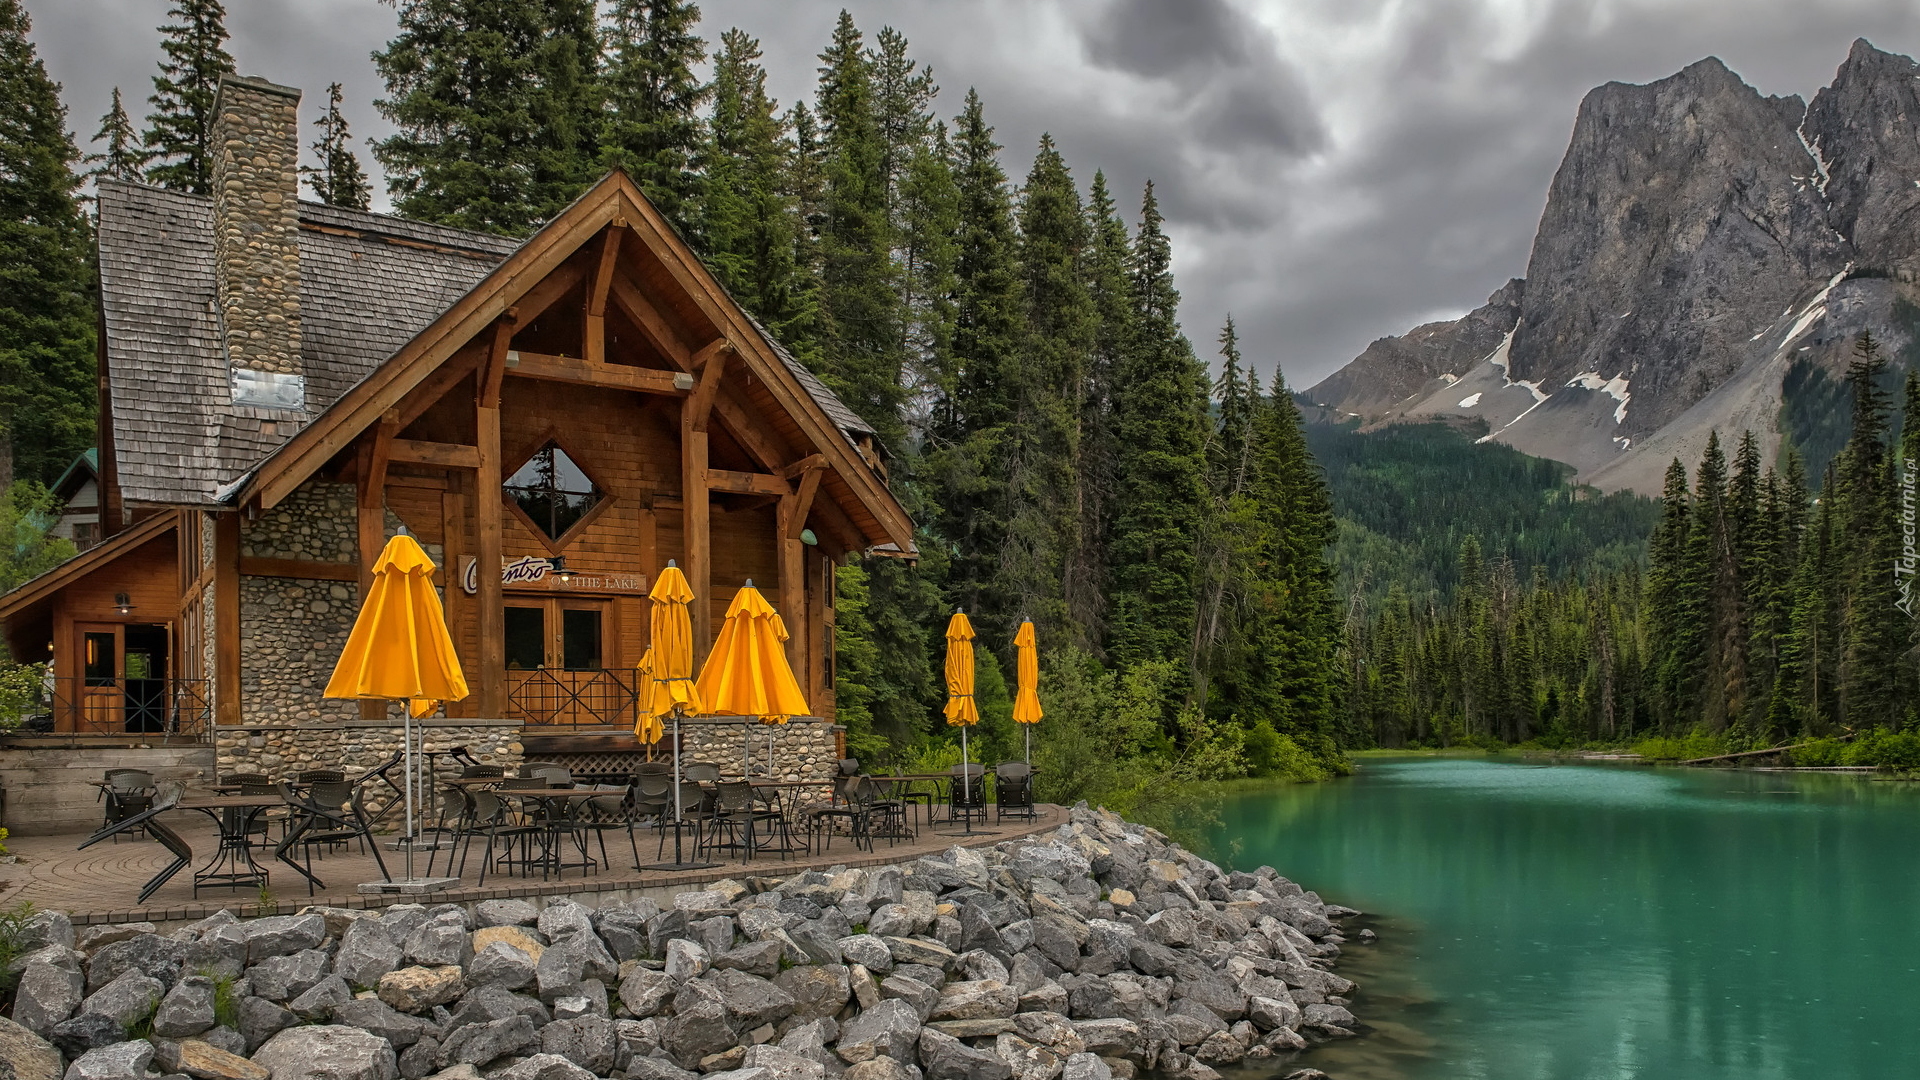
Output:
[0, 803, 1062, 924]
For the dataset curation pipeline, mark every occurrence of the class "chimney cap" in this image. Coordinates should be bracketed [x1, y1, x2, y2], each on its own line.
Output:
[216, 73, 302, 101]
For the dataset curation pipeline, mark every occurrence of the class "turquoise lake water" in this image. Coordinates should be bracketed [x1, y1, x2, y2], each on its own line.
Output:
[1204, 756, 1920, 1080]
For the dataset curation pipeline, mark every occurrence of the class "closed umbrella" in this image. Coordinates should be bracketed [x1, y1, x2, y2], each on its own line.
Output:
[324, 533, 468, 885]
[943, 612, 980, 826]
[695, 582, 809, 776]
[1012, 620, 1043, 763]
[643, 562, 708, 867]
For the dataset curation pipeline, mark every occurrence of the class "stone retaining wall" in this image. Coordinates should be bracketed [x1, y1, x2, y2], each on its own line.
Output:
[213, 718, 523, 781]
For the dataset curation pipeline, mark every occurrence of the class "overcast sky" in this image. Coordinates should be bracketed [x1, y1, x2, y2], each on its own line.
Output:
[27, 0, 1920, 387]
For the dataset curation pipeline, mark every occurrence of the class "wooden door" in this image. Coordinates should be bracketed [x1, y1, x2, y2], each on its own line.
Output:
[76, 623, 124, 732]
[503, 597, 617, 726]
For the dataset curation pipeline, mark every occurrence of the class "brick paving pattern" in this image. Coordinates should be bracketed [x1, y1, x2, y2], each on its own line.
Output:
[0, 803, 1063, 924]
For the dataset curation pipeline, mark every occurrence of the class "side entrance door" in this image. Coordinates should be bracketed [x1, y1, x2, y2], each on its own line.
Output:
[503, 597, 618, 726]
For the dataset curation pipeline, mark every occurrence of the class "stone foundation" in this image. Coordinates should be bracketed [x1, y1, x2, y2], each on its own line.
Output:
[213, 718, 523, 783]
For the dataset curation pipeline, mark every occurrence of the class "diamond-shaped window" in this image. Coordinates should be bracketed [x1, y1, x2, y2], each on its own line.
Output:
[505, 442, 602, 541]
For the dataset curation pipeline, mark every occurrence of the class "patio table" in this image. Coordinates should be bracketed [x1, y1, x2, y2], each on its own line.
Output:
[176, 794, 282, 895]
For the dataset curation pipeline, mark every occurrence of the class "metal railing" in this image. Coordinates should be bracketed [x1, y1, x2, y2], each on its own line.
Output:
[507, 668, 641, 729]
[12, 677, 213, 743]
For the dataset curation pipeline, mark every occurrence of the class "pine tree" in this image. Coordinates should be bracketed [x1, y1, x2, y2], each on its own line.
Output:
[869, 26, 935, 230]
[373, 0, 601, 236]
[0, 0, 95, 488]
[85, 87, 146, 186]
[600, 0, 708, 238]
[302, 82, 371, 210]
[1105, 181, 1209, 711]
[926, 89, 1020, 620]
[1211, 316, 1252, 496]
[999, 133, 1092, 644]
[699, 29, 808, 343]
[811, 12, 904, 444]
[1645, 456, 1691, 729]
[1837, 333, 1901, 726]
[1063, 170, 1130, 650]
[143, 0, 232, 194]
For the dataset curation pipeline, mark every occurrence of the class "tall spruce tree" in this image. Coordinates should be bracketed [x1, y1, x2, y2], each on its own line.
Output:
[373, 0, 601, 235]
[600, 0, 708, 238]
[302, 82, 371, 210]
[1104, 181, 1209, 711]
[811, 12, 904, 444]
[926, 89, 1020, 620]
[85, 88, 146, 186]
[1063, 170, 1130, 650]
[1000, 133, 1092, 645]
[1837, 333, 1902, 726]
[0, 0, 95, 488]
[699, 29, 808, 344]
[143, 0, 232, 194]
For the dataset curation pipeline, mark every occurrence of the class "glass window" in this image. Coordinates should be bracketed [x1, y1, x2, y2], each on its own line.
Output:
[562, 609, 602, 670]
[505, 606, 546, 670]
[84, 632, 116, 685]
[504, 442, 601, 541]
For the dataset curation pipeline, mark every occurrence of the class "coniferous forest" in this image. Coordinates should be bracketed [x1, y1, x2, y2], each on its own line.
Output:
[6, 0, 1920, 793]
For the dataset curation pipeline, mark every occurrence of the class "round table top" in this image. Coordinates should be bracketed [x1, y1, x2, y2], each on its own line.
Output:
[179, 794, 284, 809]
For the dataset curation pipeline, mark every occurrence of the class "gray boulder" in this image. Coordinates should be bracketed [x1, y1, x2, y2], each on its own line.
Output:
[289, 974, 354, 1020]
[540, 1015, 617, 1075]
[773, 964, 850, 1023]
[22, 910, 75, 952]
[14, 952, 85, 1035]
[1070, 1019, 1142, 1060]
[235, 997, 296, 1054]
[330, 997, 431, 1049]
[917, 1029, 1013, 1080]
[79, 969, 164, 1030]
[843, 1061, 914, 1080]
[447, 985, 549, 1031]
[151, 975, 217, 1038]
[248, 950, 330, 1003]
[404, 918, 471, 969]
[251, 1025, 399, 1080]
[61, 1040, 153, 1080]
[619, 967, 678, 1018]
[741, 1045, 827, 1080]
[715, 939, 786, 978]
[84, 934, 184, 992]
[708, 968, 798, 1030]
[334, 914, 405, 983]
[834, 999, 920, 1064]
[879, 975, 938, 1023]
[835, 935, 892, 974]
[241, 915, 327, 963]
[663, 991, 738, 1068]
[397, 1036, 441, 1080]
[475, 900, 540, 928]
[467, 942, 536, 990]
[624, 1056, 700, 1080]
[437, 1015, 539, 1068]
[536, 900, 594, 941]
[1060, 1052, 1112, 1080]
[664, 938, 709, 983]
[491, 1054, 596, 1080]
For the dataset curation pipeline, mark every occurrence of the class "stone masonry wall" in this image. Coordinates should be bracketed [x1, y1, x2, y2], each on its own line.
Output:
[210, 75, 303, 377]
[237, 482, 443, 725]
[214, 718, 522, 782]
[674, 719, 840, 805]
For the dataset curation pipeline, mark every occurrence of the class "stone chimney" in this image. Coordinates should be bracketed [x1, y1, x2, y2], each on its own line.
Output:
[210, 75, 305, 410]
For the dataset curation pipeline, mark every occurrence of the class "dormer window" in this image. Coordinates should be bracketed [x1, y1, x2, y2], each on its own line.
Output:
[505, 441, 602, 542]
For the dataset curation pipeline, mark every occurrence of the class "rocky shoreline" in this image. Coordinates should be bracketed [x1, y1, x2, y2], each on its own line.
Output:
[1, 805, 1363, 1080]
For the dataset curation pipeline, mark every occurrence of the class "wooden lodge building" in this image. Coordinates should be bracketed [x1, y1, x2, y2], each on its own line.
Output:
[0, 75, 912, 791]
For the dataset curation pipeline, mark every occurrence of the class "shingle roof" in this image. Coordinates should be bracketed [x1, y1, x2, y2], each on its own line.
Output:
[95, 179, 876, 506]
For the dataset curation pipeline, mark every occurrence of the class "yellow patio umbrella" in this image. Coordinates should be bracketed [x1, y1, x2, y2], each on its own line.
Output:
[696, 581, 809, 775]
[1013, 619, 1043, 763]
[634, 648, 662, 749]
[641, 561, 706, 866]
[943, 612, 981, 816]
[324, 532, 468, 883]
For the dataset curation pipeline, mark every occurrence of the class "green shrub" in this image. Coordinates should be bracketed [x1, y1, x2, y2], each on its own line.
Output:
[1842, 730, 1920, 769]
[1788, 738, 1847, 767]
[1632, 731, 1736, 762]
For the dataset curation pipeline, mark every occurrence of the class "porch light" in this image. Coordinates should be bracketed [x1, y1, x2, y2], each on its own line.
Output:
[550, 556, 572, 584]
[114, 592, 134, 616]
[799, 528, 818, 547]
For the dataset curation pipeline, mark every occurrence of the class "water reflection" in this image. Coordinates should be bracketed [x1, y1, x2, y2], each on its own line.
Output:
[1206, 758, 1920, 1080]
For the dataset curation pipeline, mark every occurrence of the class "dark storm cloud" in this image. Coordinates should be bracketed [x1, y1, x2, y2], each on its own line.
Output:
[27, 0, 1920, 388]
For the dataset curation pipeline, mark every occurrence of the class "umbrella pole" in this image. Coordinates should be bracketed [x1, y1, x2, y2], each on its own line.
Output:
[961, 726, 971, 831]
[403, 703, 416, 882]
[1025, 725, 1031, 766]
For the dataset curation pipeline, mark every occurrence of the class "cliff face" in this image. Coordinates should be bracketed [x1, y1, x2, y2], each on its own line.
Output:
[1307, 40, 1920, 495]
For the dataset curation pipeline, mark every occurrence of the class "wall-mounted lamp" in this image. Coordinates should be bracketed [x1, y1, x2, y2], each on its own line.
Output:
[799, 528, 818, 547]
[549, 557, 572, 584]
[113, 592, 134, 616]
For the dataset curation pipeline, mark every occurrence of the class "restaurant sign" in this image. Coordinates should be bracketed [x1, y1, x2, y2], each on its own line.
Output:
[460, 556, 646, 595]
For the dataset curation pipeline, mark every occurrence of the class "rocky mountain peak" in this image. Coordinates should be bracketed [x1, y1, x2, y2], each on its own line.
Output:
[1508, 54, 1847, 436]
[1803, 38, 1920, 281]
